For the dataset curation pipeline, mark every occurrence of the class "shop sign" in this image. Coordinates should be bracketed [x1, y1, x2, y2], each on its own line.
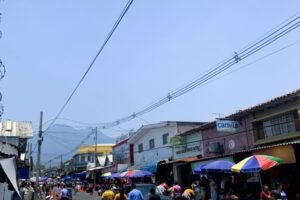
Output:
[176, 146, 201, 155]
[216, 119, 240, 133]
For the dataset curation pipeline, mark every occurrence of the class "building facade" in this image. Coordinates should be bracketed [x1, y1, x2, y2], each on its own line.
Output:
[73, 144, 114, 172]
[0, 120, 33, 179]
[127, 121, 203, 174]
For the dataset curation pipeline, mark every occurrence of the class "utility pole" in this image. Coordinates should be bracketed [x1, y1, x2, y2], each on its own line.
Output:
[94, 127, 98, 191]
[35, 111, 43, 193]
[29, 143, 32, 178]
[60, 154, 63, 174]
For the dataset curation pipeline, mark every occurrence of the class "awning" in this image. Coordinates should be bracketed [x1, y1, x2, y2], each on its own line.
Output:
[158, 156, 202, 165]
[87, 166, 105, 172]
[0, 157, 20, 197]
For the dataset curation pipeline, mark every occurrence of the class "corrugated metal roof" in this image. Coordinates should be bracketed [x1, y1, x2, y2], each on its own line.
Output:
[180, 89, 300, 133]
[0, 121, 33, 138]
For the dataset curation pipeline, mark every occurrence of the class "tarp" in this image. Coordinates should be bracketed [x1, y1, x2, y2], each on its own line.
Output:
[0, 157, 20, 197]
[98, 156, 106, 166]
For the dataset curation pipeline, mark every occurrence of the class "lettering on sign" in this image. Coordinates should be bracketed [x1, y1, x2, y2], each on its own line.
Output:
[176, 146, 201, 154]
[216, 119, 240, 133]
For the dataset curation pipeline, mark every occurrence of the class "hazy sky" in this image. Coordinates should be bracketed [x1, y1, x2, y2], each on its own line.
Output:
[1, 1, 300, 160]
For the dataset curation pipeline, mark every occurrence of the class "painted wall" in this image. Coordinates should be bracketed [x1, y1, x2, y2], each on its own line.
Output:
[173, 131, 203, 160]
[113, 141, 130, 164]
[133, 124, 178, 167]
[202, 116, 253, 158]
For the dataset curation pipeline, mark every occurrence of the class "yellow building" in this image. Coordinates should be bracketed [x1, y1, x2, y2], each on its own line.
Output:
[73, 144, 114, 172]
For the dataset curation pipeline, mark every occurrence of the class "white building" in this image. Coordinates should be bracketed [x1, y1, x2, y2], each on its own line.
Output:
[127, 121, 202, 173]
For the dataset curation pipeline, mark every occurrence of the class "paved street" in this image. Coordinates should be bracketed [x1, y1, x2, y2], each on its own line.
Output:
[72, 191, 100, 200]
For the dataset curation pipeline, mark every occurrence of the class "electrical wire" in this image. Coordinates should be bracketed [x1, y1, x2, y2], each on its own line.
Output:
[43, 0, 135, 134]
[95, 14, 300, 129]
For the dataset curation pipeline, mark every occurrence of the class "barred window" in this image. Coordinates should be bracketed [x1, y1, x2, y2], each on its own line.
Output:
[263, 112, 296, 138]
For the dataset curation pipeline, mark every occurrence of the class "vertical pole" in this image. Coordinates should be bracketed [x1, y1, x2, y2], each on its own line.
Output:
[29, 143, 32, 178]
[36, 111, 43, 193]
[94, 127, 98, 191]
[60, 154, 63, 174]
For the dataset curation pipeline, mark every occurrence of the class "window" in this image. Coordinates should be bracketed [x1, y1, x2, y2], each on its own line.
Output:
[263, 112, 296, 138]
[80, 155, 85, 162]
[149, 139, 155, 149]
[87, 155, 91, 162]
[138, 144, 143, 153]
[162, 133, 169, 145]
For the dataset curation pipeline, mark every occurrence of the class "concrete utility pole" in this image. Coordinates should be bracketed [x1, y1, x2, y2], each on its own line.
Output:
[36, 111, 43, 193]
[94, 127, 98, 191]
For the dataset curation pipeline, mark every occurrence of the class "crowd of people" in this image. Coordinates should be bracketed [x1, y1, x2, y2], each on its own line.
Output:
[18, 175, 288, 200]
[260, 183, 287, 200]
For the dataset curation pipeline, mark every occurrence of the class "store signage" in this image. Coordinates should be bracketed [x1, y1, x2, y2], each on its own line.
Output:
[176, 146, 201, 155]
[216, 119, 240, 133]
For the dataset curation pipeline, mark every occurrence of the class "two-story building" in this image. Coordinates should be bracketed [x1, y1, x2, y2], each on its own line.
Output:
[170, 89, 300, 197]
[127, 121, 203, 184]
[72, 144, 114, 172]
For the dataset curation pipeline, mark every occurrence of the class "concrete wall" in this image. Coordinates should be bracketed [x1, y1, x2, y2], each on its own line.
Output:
[173, 131, 203, 160]
[133, 123, 178, 166]
[202, 115, 253, 158]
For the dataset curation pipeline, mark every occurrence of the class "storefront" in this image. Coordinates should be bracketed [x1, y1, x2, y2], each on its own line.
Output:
[253, 143, 300, 199]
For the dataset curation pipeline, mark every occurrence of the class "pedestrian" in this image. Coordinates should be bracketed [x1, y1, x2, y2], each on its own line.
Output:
[102, 185, 115, 200]
[60, 184, 69, 200]
[114, 188, 128, 200]
[128, 183, 144, 200]
[271, 183, 287, 200]
[168, 182, 181, 199]
[156, 181, 169, 195]
[192, 181, 201, 200]
[260, 184, 271, 200]
[199, 175, 208, 200]
[209, 178, 218, 200]
[182, 187, 195, 200]
[149, 187, 161, 200]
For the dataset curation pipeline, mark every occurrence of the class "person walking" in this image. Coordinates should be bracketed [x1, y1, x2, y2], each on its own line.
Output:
[114, 187, 128, 200]
[60, 184, 69, 200]
[102, 185, 115, 200]
[271, 183, 287, 200]
[149, 188, 161, 200]
[260, 185, 271, 200]
[209, 178, 218, 200]
[168, 182, 181, 199]
[182, 187, 195, 200]
[128, 183, 144, 200]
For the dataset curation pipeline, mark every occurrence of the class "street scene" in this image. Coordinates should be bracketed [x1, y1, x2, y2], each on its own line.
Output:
[0, 1, 300, 200]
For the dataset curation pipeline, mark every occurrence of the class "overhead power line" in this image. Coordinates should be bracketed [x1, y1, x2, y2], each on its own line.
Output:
[94, 14, 300, 130]
[43, 0, 135, 134]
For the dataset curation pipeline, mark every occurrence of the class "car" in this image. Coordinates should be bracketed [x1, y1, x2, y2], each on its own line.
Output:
[126, 183, 172, 200]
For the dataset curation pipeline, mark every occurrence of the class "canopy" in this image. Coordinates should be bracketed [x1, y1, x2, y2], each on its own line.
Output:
[61, 176, 73, 182]
[194, 160, 235, 174]
[120, 170, 152, 178]
[101, 172, 121, 179]
[232, 155, 282, 173]
[101, 172, 112, 177]
[0, 157, 20, 197]
[194, 163, 207, 174]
